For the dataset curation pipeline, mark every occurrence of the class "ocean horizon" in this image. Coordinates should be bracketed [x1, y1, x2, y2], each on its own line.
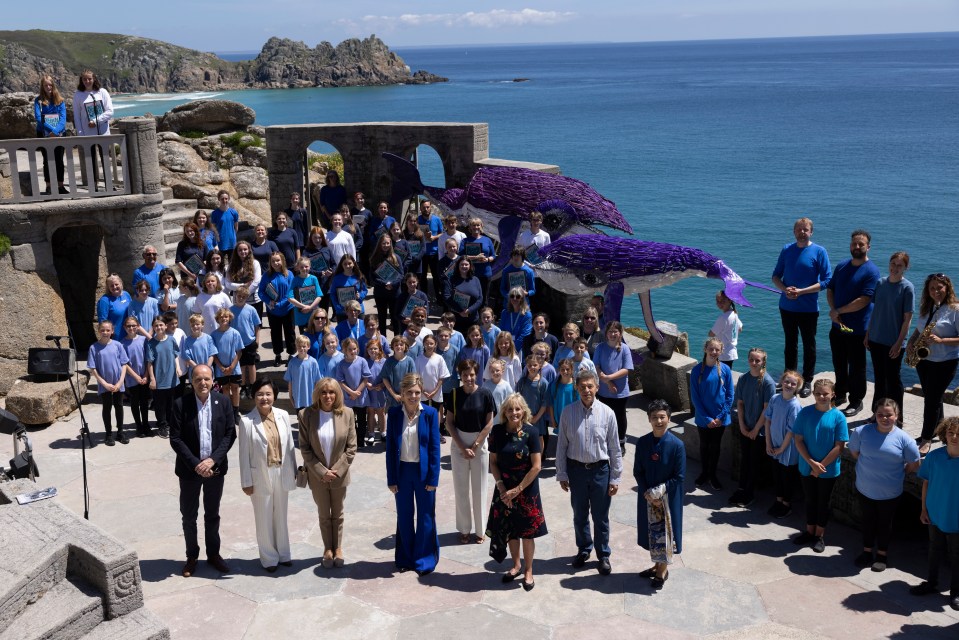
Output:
[115, 32, 959, 385]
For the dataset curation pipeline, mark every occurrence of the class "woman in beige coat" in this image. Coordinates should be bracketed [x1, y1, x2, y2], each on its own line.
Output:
[300, 376, 358, 568]
[239, 378, 297, 572]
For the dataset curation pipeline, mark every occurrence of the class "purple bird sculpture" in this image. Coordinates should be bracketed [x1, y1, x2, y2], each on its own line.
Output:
[382, 152, 633, 274]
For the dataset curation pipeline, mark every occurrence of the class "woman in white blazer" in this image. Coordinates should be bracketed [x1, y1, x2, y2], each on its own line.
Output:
[299, 376, 357, 568]
[239, 378, 297, 572]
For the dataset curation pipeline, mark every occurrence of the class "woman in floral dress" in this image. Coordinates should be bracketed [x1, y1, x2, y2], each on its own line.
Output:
[486, 393, 548, 591]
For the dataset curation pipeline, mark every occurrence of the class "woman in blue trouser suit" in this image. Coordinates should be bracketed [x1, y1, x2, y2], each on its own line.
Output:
[386, 373, 441, 575]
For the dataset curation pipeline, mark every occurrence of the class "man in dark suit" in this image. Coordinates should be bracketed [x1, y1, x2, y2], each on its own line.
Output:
[170, 364, 237, 577]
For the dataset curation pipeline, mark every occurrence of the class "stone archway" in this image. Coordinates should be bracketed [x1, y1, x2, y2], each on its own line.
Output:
[51, 223, 107, 352]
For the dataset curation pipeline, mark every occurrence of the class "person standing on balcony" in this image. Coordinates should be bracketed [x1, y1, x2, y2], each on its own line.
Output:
[72, 70, 113, 190]
[34, 75, 67, 195]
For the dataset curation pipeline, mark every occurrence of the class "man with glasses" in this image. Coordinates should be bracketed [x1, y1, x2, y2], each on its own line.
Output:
[132, 245, 166, 297]
[555, 370, 622, 575]
[170, 365, 237, 578]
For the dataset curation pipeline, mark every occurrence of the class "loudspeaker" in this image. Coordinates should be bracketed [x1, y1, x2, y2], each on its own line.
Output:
[27, 348, 75, 377]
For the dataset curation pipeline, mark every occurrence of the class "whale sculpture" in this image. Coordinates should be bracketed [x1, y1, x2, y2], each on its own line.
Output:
[534, 234, 777, 353]
[382, 152, 633, 274]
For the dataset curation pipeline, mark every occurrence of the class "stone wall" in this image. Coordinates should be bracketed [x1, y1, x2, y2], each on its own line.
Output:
[0, 118, 164, 396]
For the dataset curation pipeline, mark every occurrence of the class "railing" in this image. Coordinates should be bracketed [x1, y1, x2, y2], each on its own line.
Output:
[0, 135, 130, 204]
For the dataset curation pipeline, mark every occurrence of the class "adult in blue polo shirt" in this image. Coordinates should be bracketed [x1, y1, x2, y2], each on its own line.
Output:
[772, 217, 831, 398]
[211, 190, 239, 253]
[417, 200, 444, 302]
[132, 245, 166, 297]
[827, 229, 881, 418]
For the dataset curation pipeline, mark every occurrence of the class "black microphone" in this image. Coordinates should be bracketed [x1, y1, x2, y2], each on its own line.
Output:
[45, 335, 70, 341]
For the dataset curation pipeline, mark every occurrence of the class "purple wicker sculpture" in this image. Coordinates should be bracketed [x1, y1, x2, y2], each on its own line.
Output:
[382, 153, 633, 274]
[536, 235, 777, 350]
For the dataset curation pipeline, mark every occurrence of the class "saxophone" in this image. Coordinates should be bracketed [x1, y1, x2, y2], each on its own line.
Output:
[906, 323, 934, 368]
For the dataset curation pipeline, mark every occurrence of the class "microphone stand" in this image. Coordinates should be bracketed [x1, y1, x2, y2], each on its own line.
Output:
[49, 333, 91, 520]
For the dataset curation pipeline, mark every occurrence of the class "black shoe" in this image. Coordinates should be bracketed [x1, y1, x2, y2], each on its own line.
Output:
[776, 503, 792, 519]
[767, 502, 783, 516]
[274, 355, 282, 367]
[793, 531, 816, 545]
[799, 382, 812, 398]
[502, 568, 522, 583]
[832, 394, 847, 408]
[651, 570, 669, 588]
[118, 433, 130, 445]
[708, 477, 723, 491]
[728, 489, 746, 505]
[871, 557, 888, 572]
[843, 402, 863, 418]
[104, 434, 115, 446]
[572, 551, 589, 568]
[695, 473, 708, 487]
[854, 551, 873, 568]
[207, 555, 230, 573]
[598, 557, 612, 576]
[157, 426, 170, 439]
[522, 579, 535, 591]
[265, 565, 278, 573]
[812, 537, 826, 553]
[279, 560, 293, 567]
[909, 581, 940, 596]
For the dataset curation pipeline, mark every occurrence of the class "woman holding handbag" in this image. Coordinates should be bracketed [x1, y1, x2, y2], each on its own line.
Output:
[299, 377, 358, 568]
[238, 378, 297, 572]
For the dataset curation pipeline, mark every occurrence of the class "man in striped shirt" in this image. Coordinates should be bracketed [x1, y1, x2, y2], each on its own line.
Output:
[556, 370, 622, 575]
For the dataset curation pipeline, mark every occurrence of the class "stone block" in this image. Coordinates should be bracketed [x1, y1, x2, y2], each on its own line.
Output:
[5, 374, 87, 424]
[10, 241, 54, 273]
[0, 255, 67, 361]
[638, 347, 697, 411]
[0, 359, 27, 397]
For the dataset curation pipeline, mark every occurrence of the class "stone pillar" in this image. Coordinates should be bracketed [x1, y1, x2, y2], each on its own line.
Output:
[116, 118, 161, 195]
[266, 128, 302, 215]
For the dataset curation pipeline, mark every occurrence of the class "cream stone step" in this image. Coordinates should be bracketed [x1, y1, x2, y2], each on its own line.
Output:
[0, 578, 102, 640]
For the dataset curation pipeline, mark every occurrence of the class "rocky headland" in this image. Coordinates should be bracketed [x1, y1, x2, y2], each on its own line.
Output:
[0, 30, 446, 94]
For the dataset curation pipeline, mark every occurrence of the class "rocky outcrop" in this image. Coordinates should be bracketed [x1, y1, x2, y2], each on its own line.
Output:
[158, 100, 255, 134]
[0, 30, 446, 94]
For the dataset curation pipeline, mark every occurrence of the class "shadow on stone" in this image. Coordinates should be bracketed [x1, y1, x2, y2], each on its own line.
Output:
[138, 557, 185, 583]
[727, 538, 793, 559]
[783, 552, 860, 578]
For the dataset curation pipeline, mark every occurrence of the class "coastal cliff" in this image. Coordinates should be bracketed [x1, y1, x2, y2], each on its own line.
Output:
[0, 30, 446, 93]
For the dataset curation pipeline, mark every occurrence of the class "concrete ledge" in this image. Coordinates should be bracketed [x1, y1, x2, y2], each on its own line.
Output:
[5, 374, 88, 425]
[474, 157, 561, 174]
[638, 347, 697, 411]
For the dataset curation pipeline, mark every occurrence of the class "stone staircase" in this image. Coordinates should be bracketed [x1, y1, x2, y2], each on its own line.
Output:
[0, 480, 169, 640]
[160, 186, 200, 266]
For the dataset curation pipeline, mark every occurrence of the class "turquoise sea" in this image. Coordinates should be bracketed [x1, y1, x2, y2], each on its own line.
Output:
[115, 33, 959, 383]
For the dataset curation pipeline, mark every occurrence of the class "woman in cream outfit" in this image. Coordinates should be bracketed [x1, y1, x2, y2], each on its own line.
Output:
[239, 378, 297, 572]
[299, 377, 358, 568]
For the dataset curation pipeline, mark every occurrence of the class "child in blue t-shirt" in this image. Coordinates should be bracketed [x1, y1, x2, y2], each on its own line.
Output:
[146, 316, 181, 438]
[378, 335, 416, 410]
[516, 354, 550, 451]
[230, 287, 261, 399]
[88, 321, 131, 446]
[549, 358, 578, 435]
[479, 306, 501, 353]
[285, 335, 322, 411]
[317, 331, 345, 378]
[211, 191, 239, 252]
[365, 339, 388, 443]
[763, 370, 803, 519]
[211, 307, 244, 423]
[336, 337, 372, 446]
[121, 317, 151, 437]
[912, 417, 959, 602]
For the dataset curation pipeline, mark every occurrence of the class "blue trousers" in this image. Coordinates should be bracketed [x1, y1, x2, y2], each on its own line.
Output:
[568, 461, 612, 558]
[394, 461, 439, 572]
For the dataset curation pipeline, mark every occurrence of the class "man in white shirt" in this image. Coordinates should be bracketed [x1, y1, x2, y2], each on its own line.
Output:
[555, 370, 622, 576]
[170, 365, 237, 578]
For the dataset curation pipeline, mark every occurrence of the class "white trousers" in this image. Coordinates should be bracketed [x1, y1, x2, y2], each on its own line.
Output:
[451, 428, 490, 536]
[250, 465, 291, 567]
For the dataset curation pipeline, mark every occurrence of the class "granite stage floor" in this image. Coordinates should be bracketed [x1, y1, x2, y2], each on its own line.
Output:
[3, 327, 959, 639]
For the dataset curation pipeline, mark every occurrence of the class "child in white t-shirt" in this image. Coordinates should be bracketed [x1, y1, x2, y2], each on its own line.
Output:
[708, 290, 743, 369]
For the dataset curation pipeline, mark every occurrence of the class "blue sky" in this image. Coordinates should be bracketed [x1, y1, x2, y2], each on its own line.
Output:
[6, 1, 959, 52]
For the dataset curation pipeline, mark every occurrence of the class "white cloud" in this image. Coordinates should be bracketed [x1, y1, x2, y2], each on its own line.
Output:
[359, 8, 576, 30]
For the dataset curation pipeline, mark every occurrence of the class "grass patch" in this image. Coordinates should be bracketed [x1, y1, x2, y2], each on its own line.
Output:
[180, 129, 207, 139]
[0, 232, 11, 258]
[308, 152, 343, 177]
[220, 131, 263, 150]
